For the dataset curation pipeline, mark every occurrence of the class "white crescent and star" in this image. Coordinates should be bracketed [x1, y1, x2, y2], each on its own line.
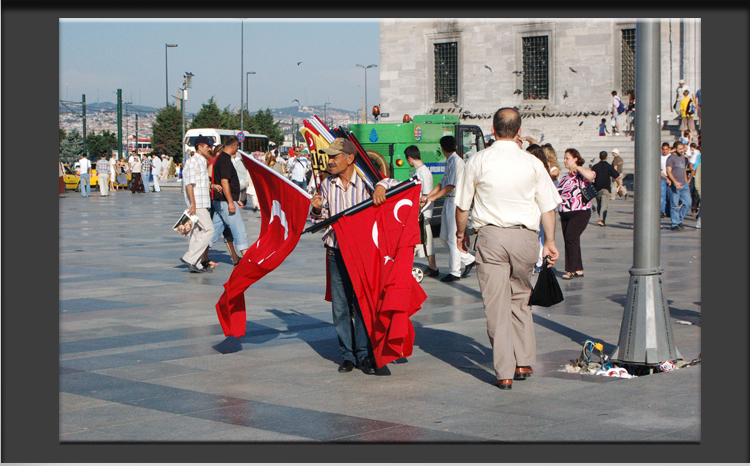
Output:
[270, 200, 289, 240]
[394, 199, 413, 223]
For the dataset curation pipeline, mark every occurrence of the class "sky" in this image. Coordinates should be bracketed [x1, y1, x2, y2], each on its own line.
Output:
[59, 18, 381, 114]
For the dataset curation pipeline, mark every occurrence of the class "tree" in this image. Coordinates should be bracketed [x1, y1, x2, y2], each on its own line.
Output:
[60, 128, 83, 164]
[151, 104, 184, 162]
[189, 96, 223, 129]
[59, 128, 67, 146]
[253, 108, 285, 147]
[86, 130, 117, 159]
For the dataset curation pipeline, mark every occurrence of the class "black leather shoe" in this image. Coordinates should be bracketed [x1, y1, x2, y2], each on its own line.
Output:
[360, 359, 377, 375]
[424, 267, 440, 277]
[338, 360, 355, 373]
[461, 260, 476, 278]
[441, 274, 460, 283]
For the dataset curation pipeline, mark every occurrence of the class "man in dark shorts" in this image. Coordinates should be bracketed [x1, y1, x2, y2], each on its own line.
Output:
[210, 136, 250, 260]
[591, 151, 622, 227]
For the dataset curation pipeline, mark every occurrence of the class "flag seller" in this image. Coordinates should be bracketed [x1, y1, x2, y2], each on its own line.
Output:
[310, 137, 398, 375]
[454, 107, 562, 391]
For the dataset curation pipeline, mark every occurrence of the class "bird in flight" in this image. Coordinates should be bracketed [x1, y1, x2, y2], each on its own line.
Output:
[563, 90, 569, 99]
[569, 67, 578, 73]
[514, 89, 523, 95]
[297, 62, 302, 66]
[484, 65, 492, 72]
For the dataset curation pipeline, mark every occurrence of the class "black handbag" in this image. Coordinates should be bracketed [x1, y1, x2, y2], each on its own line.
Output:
[579, 174, 597, 204]
[529, 257, 564, 307]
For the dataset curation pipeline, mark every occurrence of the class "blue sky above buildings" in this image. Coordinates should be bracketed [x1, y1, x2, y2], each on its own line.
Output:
[59, 18, 381, 113]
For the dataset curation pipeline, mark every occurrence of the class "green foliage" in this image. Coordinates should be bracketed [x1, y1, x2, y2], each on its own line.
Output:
[60, 128, 83, 164]
[252, 108, 285, 147]
[59, 128, 67, 146]
[189, 96, 223, 129]
[86, 130, 117, 159]
[151, 104, 184, 162]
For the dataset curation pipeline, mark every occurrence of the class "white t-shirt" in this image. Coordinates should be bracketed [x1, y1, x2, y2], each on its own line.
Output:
[414, 164, 434, 218]
[661, 153, 671, 176]
[689, 149, 701, 167]
[79, 158, 91, 174]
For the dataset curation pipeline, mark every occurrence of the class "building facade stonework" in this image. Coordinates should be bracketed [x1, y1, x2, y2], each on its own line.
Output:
[378, 18, 700, 164]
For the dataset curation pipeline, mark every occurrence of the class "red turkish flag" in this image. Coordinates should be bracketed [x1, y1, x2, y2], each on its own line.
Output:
[332, 185, 427, 368]
[215, 152, 312, 338]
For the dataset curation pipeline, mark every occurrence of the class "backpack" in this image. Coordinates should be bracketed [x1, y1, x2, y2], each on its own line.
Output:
[686, 99, 696, 117]
[616, 97, 625, 114]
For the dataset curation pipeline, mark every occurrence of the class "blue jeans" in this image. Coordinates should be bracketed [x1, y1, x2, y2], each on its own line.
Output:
[328, 248, 371, 365]
[80, 173, 90, 197]
[660, 178, 670, 215]
[292, 179, 307, 191]
[142, 172, 151, 193]
[210, 200, 249, 251]
[669, 184, 691, 227]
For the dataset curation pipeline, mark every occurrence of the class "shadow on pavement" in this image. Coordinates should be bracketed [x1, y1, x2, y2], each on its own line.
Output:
[412, 321, 496, 385]
[532, 313, 617, 354]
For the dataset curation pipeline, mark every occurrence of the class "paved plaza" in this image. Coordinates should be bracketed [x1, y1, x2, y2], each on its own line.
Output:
[58, 184, 701, 444]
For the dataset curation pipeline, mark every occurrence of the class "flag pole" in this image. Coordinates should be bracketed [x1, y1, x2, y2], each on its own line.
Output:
[303, 177, 420, 235]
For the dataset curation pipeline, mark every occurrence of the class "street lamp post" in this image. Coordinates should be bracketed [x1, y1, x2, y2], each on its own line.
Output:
[356, 64, 377, 123]
[324, 101, 331, 129]
[240, 19, 244, 134]
[165, 43, 178, 108]
[292, 99, 300, 146]
[245, 71, 256, 132]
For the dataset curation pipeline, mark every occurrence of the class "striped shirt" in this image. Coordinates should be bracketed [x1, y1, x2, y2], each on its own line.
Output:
[182, 154, 211, 209]
[96, 159, 110, 175]
[311, 171, 397, 249]
[441, 152, 463, 197]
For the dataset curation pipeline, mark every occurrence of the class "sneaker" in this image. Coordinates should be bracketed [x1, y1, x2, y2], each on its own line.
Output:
[440, 274, 461, 283]
[670, 225, 682, 232]
[597, 220, 605, 227]
[696, 218, 701, 229]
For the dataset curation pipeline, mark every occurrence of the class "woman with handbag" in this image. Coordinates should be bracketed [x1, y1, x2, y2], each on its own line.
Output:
[556, 148, 596, 279]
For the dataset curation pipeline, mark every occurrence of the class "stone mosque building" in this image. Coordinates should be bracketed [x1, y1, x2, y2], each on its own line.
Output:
[376, 18, 701, 173]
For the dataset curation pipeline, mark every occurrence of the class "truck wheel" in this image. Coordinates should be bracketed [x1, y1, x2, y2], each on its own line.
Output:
[366, 150, 389, 178]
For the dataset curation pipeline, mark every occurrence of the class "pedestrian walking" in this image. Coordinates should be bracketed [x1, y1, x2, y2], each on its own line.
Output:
[310, 137, 397, 375]
[151, 154, 162, 192]
[209, 136, 250, 265]
[109, 154, 117, 191]
[454, 107, 561, 390]
[624, 91, 636, 136]
[78, 154, 92, 197]
[609, 148, 627, 200]
[405, 145, 438, 277]
[556, 148, 595, 279]
[95, 154, 110, 197]
[130, 154, 143, 193]
[610, 91, 624, 136]
[591, 151, 622, 226]
[679, 89, 697, 138]
[423, 135, 476, 282]
[665, 142, 691, 231]
[141, 154, 152, 193]
[526, 144, 554, 272]
[660, 142, 672, 218]
[180, 135, 215, 273]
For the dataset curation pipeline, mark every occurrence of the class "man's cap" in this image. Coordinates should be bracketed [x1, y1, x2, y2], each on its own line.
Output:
[678, 79, 685, 84]
[194, 135, 212, 148]
[320, 138, 357, 156]
[612, 148, 619, 154]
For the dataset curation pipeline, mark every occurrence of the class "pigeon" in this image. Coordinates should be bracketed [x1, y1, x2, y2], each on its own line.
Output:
[579, 121, 584, 126]
[514, 89, 523, 95]
[297, 62, 302, 66]
[512, 70, 523, 76]
[569, 67, 578, 73]
[563, 90, 569, 99]
[485, 65, 492, 72]
[541, 105, 546, 111]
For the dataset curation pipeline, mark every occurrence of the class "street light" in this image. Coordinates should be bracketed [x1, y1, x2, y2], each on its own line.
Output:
[291, 99, 300, 146]
[245, 71, 256, 130]
[356, 64, 377, 123]
[165, 43, 178, 108]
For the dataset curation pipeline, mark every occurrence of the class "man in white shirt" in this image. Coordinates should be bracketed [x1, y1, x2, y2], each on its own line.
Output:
[611, 91, 623, 136]
[151, 155, 162, 192]
[424, 136, 476, 282]
[454, 107, 561, 390]
[405, 145, 438, 277]
[180, 136, 215, 273]
[290, 150, 311, 191]
[674, 79, 693, 115]
[78, 154, 92, 197]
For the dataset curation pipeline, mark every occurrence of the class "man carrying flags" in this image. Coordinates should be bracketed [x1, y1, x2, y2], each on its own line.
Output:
[310, 138, 399, 375]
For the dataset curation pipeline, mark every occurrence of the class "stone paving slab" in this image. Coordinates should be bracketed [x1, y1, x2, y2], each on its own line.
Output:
[58, 190, 701, 444]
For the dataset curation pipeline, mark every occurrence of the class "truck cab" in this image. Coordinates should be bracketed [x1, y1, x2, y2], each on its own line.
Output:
[348, 114, 486, 221]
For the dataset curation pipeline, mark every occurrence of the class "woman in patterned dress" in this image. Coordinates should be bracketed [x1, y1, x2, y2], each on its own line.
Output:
[556, 148, 596, 279]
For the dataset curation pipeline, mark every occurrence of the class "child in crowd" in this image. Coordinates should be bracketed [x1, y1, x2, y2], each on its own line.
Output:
[599, 118, 609, 136]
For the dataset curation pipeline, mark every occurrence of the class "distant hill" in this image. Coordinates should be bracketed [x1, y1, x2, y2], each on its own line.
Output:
[59, 101, 162, 115]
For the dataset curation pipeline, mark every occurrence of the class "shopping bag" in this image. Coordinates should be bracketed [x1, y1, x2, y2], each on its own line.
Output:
[529, 257, 564, 307]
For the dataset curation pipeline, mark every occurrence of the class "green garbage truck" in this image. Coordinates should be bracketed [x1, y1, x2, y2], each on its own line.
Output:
[348, 114, 487, 220]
